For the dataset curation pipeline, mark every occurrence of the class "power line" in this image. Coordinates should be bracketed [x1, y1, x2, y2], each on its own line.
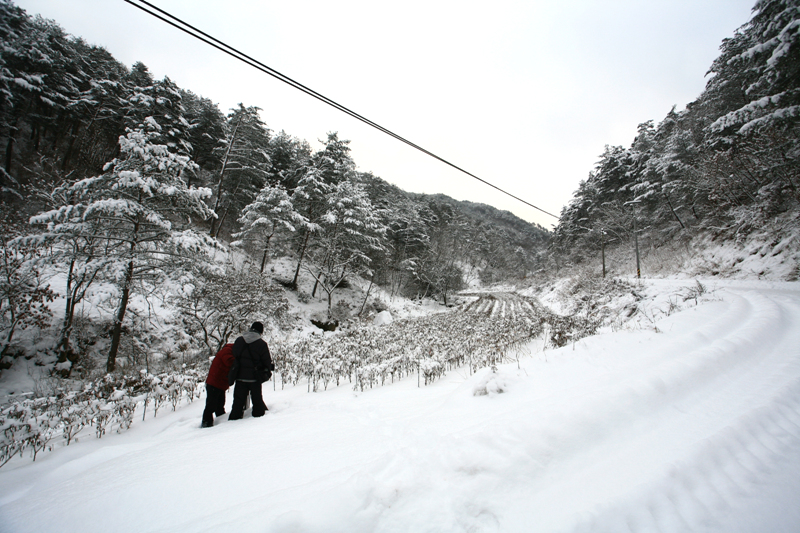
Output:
[124, 0, 559, 219]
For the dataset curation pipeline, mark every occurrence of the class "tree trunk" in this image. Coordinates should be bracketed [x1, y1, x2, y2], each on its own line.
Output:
[311, 271, 322, 298]
[107, 259, 134, 373]
[4, 128, 16, 174]
[291, 230, 310, 290]
[212, 205, 231, 239]
[259, 237, 272, 274]
[257, 225, 276, 274]
[663, 192, 686, 229]
[210, 116, 242, 236]
[56, 259, 77, 373]
[61, 122, 80, 172]
[32, 123, 40, 153]
[358, 276, 375, 316]
[601, 237, 606, 278]
[1, 311, 18, 358]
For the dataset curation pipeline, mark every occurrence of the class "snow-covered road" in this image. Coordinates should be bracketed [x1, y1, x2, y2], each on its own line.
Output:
[1, 280, 799, 532]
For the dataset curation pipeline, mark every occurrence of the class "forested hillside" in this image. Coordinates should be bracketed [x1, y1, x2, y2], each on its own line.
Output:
[0, 0, 548, 376]
[551, 0, 800, 278]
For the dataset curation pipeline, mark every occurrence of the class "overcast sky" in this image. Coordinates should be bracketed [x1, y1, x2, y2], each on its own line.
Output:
[16, 0, 755, 228]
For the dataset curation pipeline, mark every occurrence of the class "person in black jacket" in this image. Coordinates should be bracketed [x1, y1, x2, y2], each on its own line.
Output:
[228, 321, 274, 420]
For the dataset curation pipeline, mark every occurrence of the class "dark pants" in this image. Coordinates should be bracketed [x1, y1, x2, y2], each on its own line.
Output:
[202, 384, 227, 427]
[229, 380, 268, 420]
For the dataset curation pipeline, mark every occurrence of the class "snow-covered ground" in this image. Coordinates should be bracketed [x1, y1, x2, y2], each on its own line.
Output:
[1, 278, 799, 533]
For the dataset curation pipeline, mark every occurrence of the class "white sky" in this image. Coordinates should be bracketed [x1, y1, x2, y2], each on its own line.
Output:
[15, 0, 755, 227]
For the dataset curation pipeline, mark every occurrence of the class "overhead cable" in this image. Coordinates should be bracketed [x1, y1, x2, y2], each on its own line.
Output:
[124, 0, 559, 219]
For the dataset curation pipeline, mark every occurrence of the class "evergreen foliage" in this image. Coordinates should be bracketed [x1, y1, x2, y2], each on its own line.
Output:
[552, 0, 800, 271]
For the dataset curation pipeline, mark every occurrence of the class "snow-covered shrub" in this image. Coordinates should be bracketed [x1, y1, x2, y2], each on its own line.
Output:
[473, 371, 508, 397]
[297, 291, 311, 304]
[371, 298, 390, 314]
[63, 313, 108, 377]
[0, 367, 204, 468]
[551, 275, 637, 323]
[56, 390, 92, 445]
[546, 314, 599, 348]
[272, 293, 591, 393]
[681, 280, 707, 304]
[0, 230, 57, 360]
[330, 300, 352, 323]
[172, 267, 290, 357]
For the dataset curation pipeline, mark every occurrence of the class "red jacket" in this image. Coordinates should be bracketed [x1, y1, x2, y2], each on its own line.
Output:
[206, 344, 235, 390]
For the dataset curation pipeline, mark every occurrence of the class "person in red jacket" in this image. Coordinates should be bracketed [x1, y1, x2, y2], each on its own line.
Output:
[201, 343, 235, 428]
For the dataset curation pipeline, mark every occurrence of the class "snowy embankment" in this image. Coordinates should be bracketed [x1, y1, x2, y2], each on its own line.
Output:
[1, 279, 799, 533]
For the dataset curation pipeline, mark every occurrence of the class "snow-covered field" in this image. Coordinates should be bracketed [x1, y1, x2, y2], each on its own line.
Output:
[1, 278, 799, 533]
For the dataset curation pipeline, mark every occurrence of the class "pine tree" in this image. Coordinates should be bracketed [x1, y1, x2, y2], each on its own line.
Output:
[382, 199, 431, 297]
[267, 130, 311, 191]
[69, 120, 214, 372]
[124, 73, 193, 156]
[233, 183, 305, 274]
[413, 201, 467, 304]
[59, 40, 129, 175]
[25, 181, 111, 374]
[708, 0, 800, 136]
[304, 179, 386, 319]
[288, 163, 330, 290]
[309, 131, 355, 185]
[287, 132, 355, 289]
[699, 0, 800, 216]
[208, 104, 271, 237]
[1, 11, 81, 180]
[180, 90, 226, 173]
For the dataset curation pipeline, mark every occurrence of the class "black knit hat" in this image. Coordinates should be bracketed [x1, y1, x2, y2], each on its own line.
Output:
[250, 321, 264, 334]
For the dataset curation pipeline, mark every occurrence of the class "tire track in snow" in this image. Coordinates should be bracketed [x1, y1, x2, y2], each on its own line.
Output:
[550, 286, 800, 532]
[570, 374, 800, 533]
[353, 285, 800, 533]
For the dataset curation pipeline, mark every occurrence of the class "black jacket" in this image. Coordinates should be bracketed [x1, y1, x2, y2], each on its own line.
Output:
[231, 331, 273, 382]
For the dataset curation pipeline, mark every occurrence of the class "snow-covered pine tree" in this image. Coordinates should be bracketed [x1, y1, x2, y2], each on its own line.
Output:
[124, 74, 193, 156]
[708, 0, 800, 136]
[266, 130, 311, 192]
[208, 104, 271, 237]
[287, 132, 355, 290]
[233, 183, 305, 274]
[288, 163, 329, 290]
[381, 199, 431, 298]
[180, 90, 226, 174]
[59, 41, 129, 176]
[699, 0, 800, 217]
[413, 201, 467, 305]
[0, 9, 83, 181]
[24, 181, 112, 374]
[69, 120, 214, 372]
[304, 179, 387, 319]
[309, 132, 355, 185]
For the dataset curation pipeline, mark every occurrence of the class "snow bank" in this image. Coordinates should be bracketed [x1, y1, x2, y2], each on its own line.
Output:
[372, 310, 393, 326]
[1, 279, 799, 533]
